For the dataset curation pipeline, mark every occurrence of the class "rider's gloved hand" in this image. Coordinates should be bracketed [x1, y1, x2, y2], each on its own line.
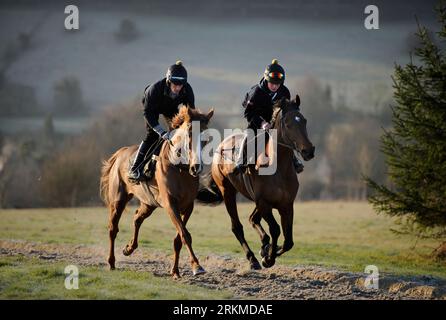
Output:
[261, 121, 272, 130]
[161, 131, 172, 141]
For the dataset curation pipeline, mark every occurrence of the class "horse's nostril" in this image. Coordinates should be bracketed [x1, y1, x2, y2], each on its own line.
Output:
[301, 146, 315, 160]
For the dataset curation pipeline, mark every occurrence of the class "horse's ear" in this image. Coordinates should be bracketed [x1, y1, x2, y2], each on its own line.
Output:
[295, 94, 301, 107]
[178, 105, 187, 116]
[206, 108, 214, 121]
[179, 105, 191, 123]
[186, 105, 193, 116]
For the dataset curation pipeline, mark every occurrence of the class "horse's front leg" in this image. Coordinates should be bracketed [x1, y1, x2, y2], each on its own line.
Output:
[165, 200, 204, 279]
[276, 205, 294, 257]
[249, 207, 271, 258]
[259, 203, 280, 268]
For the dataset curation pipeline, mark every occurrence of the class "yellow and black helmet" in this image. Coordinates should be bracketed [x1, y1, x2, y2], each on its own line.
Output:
[166, 60, 187, 85]
[263, 59, 285, 85]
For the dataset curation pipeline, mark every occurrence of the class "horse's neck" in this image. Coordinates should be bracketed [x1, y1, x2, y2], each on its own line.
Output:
[159, 140, 171, 164]
[161, 129, 189, 166]
[272, 110, 294, 161]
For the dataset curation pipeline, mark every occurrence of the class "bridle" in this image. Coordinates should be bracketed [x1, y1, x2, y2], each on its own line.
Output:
[275, 109, 298, 151]
[168, 122, 203, 174]
[237, 109, 299, 151]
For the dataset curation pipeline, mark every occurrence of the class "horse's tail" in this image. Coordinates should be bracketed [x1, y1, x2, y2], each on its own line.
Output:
[196, 171, 223, 205]
[99, 149, 121, 206]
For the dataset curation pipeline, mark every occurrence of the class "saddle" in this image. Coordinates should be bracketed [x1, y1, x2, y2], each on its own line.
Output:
[226, 132, 272, 174]
[129, 152, 159, 183]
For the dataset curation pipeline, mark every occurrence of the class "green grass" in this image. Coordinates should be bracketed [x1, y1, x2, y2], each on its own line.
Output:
[0, 255, 232, 299]
[0, 202, 445, 280]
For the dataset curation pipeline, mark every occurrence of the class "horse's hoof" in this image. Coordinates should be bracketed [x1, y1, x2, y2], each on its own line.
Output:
[108, 259, 115, 270]
[250, 261, 262, 270]
[172, 273, 181, 280]
[259, 244, 271, 258]
[122, 246, 133, 256]
[261, 257, 275, 268]
[171, 268, 181, 279]
[193, 266, 206, 276]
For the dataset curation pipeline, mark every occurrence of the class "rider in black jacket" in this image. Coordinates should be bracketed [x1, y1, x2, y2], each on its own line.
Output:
[128, 60, 195, 183]
[234, 59, 304, 174]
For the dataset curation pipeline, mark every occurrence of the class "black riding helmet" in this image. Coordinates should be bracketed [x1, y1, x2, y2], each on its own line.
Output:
[166, 60, 188, 85]
[263, 59, 285, 85]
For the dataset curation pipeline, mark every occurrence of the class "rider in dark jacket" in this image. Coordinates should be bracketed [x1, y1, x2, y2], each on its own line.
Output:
[128, 60, 195, 183]
[234, 59, 304, 174]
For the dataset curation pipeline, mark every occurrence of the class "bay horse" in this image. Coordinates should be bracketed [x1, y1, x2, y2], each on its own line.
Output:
[198, 96, 314, 269]
[100, 106, 214, 278]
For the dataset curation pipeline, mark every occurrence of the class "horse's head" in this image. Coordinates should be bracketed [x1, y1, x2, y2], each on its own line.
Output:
[274, 96, 315, 161]
[170, 105, 214, 176]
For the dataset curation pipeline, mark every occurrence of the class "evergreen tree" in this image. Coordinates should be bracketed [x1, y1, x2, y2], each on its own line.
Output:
[365, 3, 446, 254]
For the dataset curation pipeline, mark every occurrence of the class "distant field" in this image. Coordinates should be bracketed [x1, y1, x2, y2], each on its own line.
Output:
[0, 117, 93, 135]
[1, 202, 444, 279]
[1, 7, 412, 111]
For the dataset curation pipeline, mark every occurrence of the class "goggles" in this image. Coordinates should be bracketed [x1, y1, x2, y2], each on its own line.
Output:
[170, 76, 186, 81]
[267, 72, 284, 80]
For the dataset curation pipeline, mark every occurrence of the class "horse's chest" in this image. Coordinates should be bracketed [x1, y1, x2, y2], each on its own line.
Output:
[258, 176, 298, 204]
[166, 174, 198, 197]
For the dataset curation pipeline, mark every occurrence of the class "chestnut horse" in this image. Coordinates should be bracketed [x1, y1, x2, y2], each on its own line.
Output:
[198, 97, 314, 269]
[100, 106, 214, 278]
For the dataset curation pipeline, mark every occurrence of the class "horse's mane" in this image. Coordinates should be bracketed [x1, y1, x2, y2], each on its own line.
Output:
[271, 100, 285, 126]
[171, 105, 209, 129]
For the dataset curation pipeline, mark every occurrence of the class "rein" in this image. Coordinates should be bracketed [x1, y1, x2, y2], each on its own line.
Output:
[220, 110, 297, 154]
[168, 122, 191, 164]
[167, 122, 203, 174]
[275, 110, 296, 151]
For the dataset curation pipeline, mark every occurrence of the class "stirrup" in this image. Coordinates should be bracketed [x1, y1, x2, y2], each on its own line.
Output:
[128, 170, 143, 184]
[143, 155, 159, 180]
[233, 163, 247, 174]
[247, 163, 257, 174]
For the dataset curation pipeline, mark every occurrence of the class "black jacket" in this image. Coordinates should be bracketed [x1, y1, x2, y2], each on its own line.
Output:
[143, 78, 195, 131]
[243, 79, 290, 129]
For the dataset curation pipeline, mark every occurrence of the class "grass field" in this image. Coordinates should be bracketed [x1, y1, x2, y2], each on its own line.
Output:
[1, 202, 445, 299]
[0, 255, 232, 299]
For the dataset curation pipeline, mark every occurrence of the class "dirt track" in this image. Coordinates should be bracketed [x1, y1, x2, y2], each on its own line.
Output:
[1, 239, 445, 300]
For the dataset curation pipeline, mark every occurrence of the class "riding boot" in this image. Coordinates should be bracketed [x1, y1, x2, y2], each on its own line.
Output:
[292, 152, 304, 174]
[143, 138, 164, 180]
[128, 140, 151, 183]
